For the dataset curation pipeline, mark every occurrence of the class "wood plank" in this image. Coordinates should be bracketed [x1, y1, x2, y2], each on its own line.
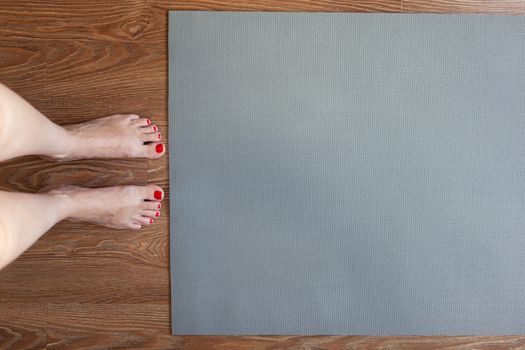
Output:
[403, 0, 525, 14]
[45, 304, 174, 349]
[0, 157, 147, 193]
[148, 156, 169, 190]
[0, 1, 401, 42]
[159, 0, 401, 11]
[40, 97, 166, 127]
[0, 227, 169, 304]
[45, 39, 165, 101]
[0, 303, 47, 350]
[172, 336, 525, 349]
[0, 40, 46, 98]
[0, 1, 161, 41]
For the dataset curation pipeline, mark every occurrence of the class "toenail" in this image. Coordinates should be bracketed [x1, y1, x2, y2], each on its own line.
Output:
[155, 144, 164, 153]
[153, 126, 157, 132]
[157, 133, 161, 139]
[146, 119, 151, 125]
[154, 191, 162, 200]
[156, 211, 160, 217]
[158, 203, 161, 209]
[150, 218, 153, 224]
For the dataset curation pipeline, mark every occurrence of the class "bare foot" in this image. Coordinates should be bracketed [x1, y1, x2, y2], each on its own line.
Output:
[47, 184, 164, 229]
[52, 114, 165, 160]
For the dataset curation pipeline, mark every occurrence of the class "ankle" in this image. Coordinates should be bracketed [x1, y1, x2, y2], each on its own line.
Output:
[46, 128, 79, 160]
[45, 187, 82, 220]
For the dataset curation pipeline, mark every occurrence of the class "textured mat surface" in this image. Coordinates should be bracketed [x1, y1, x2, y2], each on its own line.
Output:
[169, 11, 525, 335]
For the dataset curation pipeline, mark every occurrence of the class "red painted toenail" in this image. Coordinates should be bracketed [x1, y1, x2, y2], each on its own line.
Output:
[157, 133, 161, 139]
[158, 203, 161, 209]
[154, 191, 162, 200]
[156, 212, 160, 217]
[153, 126, 157, 132]
[146, 119, 151, 125]
[150, 218, 153, 224]
[155, 143, 164, 153]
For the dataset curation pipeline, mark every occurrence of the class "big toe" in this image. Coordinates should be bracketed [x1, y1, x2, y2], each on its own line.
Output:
[143, 184, 164, 202]
[142, 142, 165, 159]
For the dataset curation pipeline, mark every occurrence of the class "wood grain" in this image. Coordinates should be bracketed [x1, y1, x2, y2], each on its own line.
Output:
[0, 304, 47, 350]
[0, 1, 402, 42]
[45, 39, 166, 101]
[1, 0, 525, 349]
[0, 157, 147, 193]
[0, 40, 46, 99]
[404, 0, 525, 14]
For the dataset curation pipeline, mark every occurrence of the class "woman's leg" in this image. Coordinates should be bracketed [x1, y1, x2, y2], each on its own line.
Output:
[0, 83, 165, 162]
[0, 184, 164, 269]
[0, 84, 167, 269]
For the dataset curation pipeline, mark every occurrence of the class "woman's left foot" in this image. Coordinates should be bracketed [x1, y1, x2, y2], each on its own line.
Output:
[50, 114, 165, 160]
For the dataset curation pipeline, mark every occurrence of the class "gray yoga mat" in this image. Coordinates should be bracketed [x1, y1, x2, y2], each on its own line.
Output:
[168, 11, 525, 335]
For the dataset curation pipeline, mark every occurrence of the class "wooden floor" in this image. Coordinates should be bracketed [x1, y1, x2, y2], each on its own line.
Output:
[1, 1, 525, 349]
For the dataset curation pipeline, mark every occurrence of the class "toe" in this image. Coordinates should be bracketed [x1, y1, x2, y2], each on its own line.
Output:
[144, 185, 164, 201]
[132, 117, 152, 127]
[143, 142, 165, 159]
[136, 216, 154, 225]
[142, 210, 161, 219]
[130, 223, 142, 230]
[141, 132, 162, 143]
[140, 125, 158, 133]
[142, 201, 161, 210]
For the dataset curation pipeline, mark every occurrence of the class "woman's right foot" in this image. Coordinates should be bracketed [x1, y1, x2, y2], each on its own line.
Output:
[47, 184, 164, 230]
[50, 114, 166, 160]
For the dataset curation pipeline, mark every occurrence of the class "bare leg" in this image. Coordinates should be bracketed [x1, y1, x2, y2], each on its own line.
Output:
[0, 83, 165, 162]
[0, 84, 167, 269]
[0, 185, 164, 269]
